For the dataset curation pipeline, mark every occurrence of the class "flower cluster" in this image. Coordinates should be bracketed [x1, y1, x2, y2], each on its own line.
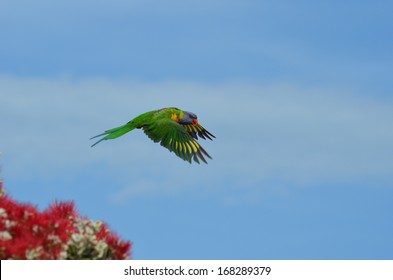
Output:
[0, 181, 131, 260]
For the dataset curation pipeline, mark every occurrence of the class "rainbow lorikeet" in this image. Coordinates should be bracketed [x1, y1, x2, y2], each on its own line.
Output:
[91, 107, 215, 164]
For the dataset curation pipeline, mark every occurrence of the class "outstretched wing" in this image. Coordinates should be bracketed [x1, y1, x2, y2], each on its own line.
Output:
[182, 123, 215, 140]
[142, 119, 212, 164]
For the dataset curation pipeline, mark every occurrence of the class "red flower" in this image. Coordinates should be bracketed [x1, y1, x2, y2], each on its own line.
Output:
[0, 183, 131, 260]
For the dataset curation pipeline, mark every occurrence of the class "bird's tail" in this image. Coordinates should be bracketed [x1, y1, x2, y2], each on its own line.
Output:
[90, 123, 135, 147]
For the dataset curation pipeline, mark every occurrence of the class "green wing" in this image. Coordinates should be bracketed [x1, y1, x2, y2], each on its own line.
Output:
[143, 119, 212, 164]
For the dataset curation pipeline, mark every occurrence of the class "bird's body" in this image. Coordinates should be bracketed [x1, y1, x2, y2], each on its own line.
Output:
[91, 107, 215, 163]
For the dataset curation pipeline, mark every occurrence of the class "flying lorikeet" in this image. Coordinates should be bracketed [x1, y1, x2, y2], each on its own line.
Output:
[91, 107, 215, 164]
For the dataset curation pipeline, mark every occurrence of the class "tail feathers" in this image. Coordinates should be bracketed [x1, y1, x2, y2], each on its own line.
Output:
[90, 124, 134, 147]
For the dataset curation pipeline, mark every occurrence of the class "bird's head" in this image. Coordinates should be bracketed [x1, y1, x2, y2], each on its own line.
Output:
[179, 111, 198, 125]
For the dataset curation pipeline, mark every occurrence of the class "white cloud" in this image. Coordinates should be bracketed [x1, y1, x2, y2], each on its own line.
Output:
[1, 76, 393, 202]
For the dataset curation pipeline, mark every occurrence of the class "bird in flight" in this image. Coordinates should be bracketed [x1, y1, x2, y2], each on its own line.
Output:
[91, 107, 215, 164]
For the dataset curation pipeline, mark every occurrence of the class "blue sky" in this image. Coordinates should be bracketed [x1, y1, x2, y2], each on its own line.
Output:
[1, 0, 393, 259]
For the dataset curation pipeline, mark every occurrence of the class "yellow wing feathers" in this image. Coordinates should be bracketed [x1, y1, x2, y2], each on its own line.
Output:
[182, 123, 215, 140]
[167, 136, 210, 164]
